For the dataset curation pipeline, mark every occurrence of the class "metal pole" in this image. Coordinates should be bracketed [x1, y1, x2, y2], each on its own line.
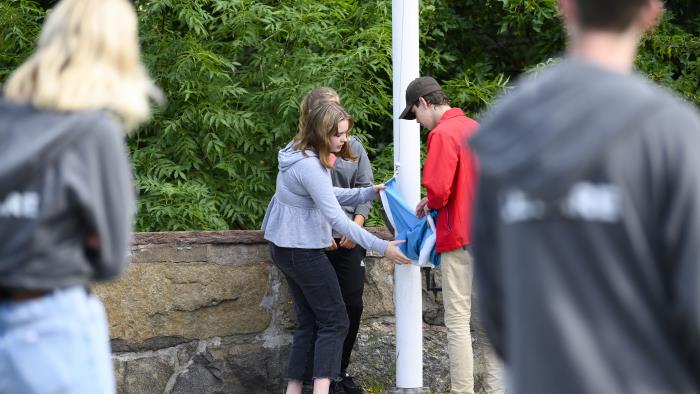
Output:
[391, 0, 428, 392]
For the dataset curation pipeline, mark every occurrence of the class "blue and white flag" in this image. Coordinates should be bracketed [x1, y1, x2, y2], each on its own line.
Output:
[379, 178, 440, 267]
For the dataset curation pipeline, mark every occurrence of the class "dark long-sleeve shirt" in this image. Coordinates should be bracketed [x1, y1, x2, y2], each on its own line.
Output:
[331, 136, 374, 221]
[0, 100, 136, 290]
[470, 59, 700, 394]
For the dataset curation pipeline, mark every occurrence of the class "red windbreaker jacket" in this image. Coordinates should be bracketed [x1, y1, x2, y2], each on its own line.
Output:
[424, 108, 479, 253]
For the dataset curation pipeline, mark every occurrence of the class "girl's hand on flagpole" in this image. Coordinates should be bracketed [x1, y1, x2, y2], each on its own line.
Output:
[385, 240, 411, 265]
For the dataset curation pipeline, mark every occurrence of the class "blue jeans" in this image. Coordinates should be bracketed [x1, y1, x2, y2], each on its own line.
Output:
[0, 286, 116, 394]
[270, 243, 349, 382]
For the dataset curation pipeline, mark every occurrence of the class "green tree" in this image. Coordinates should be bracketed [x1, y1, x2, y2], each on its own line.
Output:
[0, 0, 45, 81]
[130, 0, 397, 230]
[1, 0, 698, 231]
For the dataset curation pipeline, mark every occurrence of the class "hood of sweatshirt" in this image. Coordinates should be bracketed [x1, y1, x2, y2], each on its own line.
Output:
[470, 59, 663, 201]
[0, 99, 108, 194]
[277, 141, 318, 172]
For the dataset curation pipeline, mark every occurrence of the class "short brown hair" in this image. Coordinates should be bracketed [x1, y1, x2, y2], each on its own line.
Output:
[293, 101, 355, 169]
[421, 90, 451, 107]
[573, 0, 649, 32]
[411, 90, 451, 113]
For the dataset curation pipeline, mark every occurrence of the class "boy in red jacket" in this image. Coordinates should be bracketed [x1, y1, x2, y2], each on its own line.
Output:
[400, 76, 502, 394]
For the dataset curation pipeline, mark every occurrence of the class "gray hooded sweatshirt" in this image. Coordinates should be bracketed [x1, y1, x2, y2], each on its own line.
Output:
[0, 99, 135, 290]
[331, 136, 374, 238]
[471, 59, 700, 394]
[261, 143, 388, 254]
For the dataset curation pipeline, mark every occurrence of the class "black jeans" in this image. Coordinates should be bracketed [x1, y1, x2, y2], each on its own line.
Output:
[326, 242, 366, 375]
[269, 243, 349, 381]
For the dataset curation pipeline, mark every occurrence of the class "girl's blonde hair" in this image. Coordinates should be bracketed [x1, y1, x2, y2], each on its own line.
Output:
[298, 86, 340, 134]
[3, 0, 159, 131]
[293, 101, 355, 169]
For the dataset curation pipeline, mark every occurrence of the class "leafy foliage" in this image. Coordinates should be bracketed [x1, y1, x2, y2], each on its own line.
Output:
[0, 0, 45, 82]
[638, 8, 700, 104]
[1, 0, 698, 230]
[129, 0, 396, 230]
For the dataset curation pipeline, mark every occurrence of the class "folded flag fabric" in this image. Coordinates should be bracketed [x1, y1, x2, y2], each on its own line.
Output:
[379, 178, 440, 267]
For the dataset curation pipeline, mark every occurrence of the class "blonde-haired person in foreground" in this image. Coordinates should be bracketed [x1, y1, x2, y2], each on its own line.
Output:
[262, 101, 410, 394]
[0, 0, 159, 393]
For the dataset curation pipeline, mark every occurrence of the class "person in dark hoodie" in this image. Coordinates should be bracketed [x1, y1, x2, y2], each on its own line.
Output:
[0, 0, 158, 393]
[262, 101, 410, 394]
[297, 87, 374, 394]
[470, 0, 700, 393]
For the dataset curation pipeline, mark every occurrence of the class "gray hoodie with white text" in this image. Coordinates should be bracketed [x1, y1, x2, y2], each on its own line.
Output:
[471, 59, 700, 394]
[0, 99, 135, 290]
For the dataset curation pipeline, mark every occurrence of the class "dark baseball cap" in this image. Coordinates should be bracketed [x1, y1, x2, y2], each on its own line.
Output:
[399, 76, 443, 120]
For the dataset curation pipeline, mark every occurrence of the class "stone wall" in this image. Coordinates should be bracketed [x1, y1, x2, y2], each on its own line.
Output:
[93, 230, 496, 393]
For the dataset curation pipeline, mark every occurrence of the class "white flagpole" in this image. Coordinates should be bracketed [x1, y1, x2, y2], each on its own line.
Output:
[391, 0, 428, 392]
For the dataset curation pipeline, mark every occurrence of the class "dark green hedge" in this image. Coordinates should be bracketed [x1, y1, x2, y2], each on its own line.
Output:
[2, 0, 698, 230]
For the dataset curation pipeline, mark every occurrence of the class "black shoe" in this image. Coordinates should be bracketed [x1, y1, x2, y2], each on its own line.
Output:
[340, 374, 364, 394]
[330, 381, 347, 394]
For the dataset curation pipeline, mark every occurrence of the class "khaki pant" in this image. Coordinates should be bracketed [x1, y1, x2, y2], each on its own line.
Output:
[441, 248, 503, 394]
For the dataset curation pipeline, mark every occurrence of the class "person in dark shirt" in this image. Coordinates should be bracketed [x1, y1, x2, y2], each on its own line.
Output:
[0, 0, 159, 392]
[471, 0, 700, 392]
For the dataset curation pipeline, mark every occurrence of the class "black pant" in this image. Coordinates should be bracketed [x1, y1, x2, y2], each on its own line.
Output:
[326, 242, 366, 375]
[269, 243, 349, 381]
[296, 243, 366, 381]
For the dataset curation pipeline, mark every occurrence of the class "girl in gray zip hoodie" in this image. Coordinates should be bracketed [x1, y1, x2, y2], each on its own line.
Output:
[262, 101, 408, 394]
